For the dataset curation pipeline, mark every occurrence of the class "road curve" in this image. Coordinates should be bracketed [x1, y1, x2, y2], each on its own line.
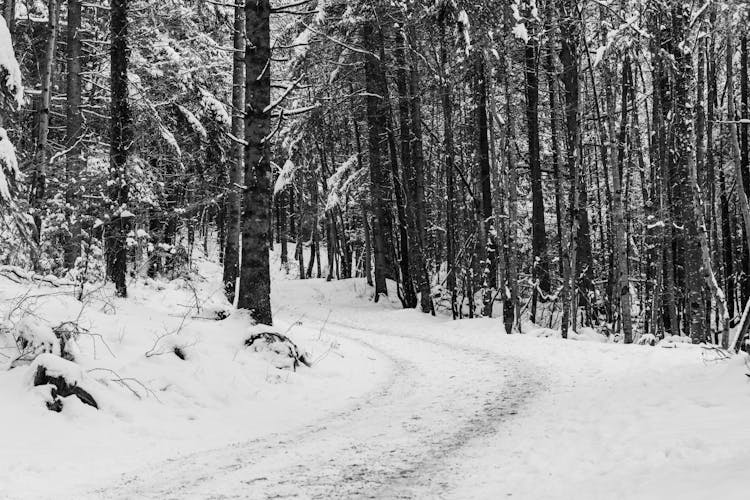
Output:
[94, 296, 543, 499]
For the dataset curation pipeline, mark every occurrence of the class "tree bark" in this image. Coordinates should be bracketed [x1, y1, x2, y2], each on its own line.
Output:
[64, 0, 82, 269]
[740, 35, 749, 306]
[525, 36, 548, 323]
[613, 56, 633, 343]
[696, 38, 730, 347]
[474, 50, 495, 317]
[671, 3, 704, 343]
[727, 34, 750, 314]
[30, 0, 60, 245]
[237, 0, 272, 325]
[407, 30, 434, 314]
[223, 2, 245, 303]
[439, 17, 457, 319]
[108, 0, 131, 298]
[363, 18, 395, 300]
[558, 0, 579, 338]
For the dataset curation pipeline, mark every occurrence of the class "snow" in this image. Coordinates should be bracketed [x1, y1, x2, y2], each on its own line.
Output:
[457, 10, 471, 52]
[289, 0, 328, 65]
[512, 23, 530, 43]
[30, 353, 85, 385]
[159, 124, 181, 157]
[0, 127, 20, 202]
[0, 15, 24, 107]
[177, 104, 208, 140]
[199, 89, 231, 126]
[325, 154, 357, 211]
[273, 158, 296, 195]
[15, 317, 60, 356]
[0, 256, 389, 499]
[1, 248, 749, 499]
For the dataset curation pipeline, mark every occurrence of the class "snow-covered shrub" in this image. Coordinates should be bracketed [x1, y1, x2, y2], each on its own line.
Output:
[12, 318, 83, 365]
[14, 317, 60, 362]
[575, 327, 608, 343]
[245, 329, 311, 371]
[51, 322, 82, 362]
[658, 335, 693, 347]
[637, 333, 657, 346]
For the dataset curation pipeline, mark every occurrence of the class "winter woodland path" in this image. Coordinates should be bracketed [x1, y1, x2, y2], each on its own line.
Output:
[94, 279, 543, 499]
[89, 277, 750, 500]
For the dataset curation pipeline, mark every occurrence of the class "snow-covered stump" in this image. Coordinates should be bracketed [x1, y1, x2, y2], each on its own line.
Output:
[244, 330, 312, 371]
[31, 354, 98, 412]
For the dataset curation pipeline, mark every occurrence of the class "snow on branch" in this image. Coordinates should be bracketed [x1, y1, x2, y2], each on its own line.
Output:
[274, 159, 297, 196]
[0, 16, 23, 108]
[0, 16, 23, 107]
[325, 154, 358, 212]
[264, 75, 304, 114]
[0, 128, 19, 203]
[177, 104, 208, 141]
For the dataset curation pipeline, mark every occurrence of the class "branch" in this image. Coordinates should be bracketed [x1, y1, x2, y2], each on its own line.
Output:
[264, 75, 304, 114]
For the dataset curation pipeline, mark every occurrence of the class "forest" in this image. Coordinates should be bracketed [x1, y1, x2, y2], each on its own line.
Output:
[2, 1, 750, 498]
[0, 0, 748, 346]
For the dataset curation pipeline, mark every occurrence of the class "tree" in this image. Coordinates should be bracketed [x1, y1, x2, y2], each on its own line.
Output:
[522, 12, 548, 324]
[64, 0, 83, 269]
[223, 2, 245, 304]
[237, 0, 272, 325]
[108, 0, 132, 298]
[29, 0, 60, 246]
[363, 11, 395, 300]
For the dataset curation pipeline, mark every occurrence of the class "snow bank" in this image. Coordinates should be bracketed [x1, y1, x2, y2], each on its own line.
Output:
[0, 254, 389, 499]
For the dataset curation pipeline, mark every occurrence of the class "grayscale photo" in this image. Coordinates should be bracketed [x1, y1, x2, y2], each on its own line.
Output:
[0, 0, 748, 498]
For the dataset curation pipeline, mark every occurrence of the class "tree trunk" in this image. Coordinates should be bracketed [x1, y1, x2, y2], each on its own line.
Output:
[363, 18, 395, 300]
[352, 112, 373, 287]
[64, 0, 82, 269]
[558, 0, 580, 338]
[395, 30, 431, 312]
[295, 187, 305, 279]
[525, 36, 548, 324]
[613, 56, 633, 343]
[383, 61, 416, 308]
[237, 0, 272, 325]
[727, 34, 750, 316]
[501, 8, 521, 334]
[696, 38, 730, 347]
[108, 0, 131, 298]
[223, 2, 245, 303]
[407, 30, 434, 314]
[547, 26, 570, 337]
[30, 0, 60, 245]
[280, 191, 289, 271]
[740, 35, 749, 307]
[439, 19, 457, 319]
[474, 50, 494, 317]
[671, 3, 704, 343]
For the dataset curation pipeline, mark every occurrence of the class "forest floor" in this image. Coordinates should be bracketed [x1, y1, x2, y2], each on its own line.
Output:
[1, 254, 750, 499]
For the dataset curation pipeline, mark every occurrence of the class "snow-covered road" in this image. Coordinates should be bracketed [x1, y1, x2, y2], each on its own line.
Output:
[98, 296, 542, 499]
[86, 277, 750, 499]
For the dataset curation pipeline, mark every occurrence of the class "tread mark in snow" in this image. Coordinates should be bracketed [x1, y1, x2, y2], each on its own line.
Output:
[96, 318, 546, 500]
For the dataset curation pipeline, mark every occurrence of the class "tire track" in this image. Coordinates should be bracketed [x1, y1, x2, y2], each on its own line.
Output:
[93, 311, 546, 500]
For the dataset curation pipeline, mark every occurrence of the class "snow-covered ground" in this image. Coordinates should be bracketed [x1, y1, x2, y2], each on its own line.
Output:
[1, 254, 749, 499]
[0, 261, 389, 499]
